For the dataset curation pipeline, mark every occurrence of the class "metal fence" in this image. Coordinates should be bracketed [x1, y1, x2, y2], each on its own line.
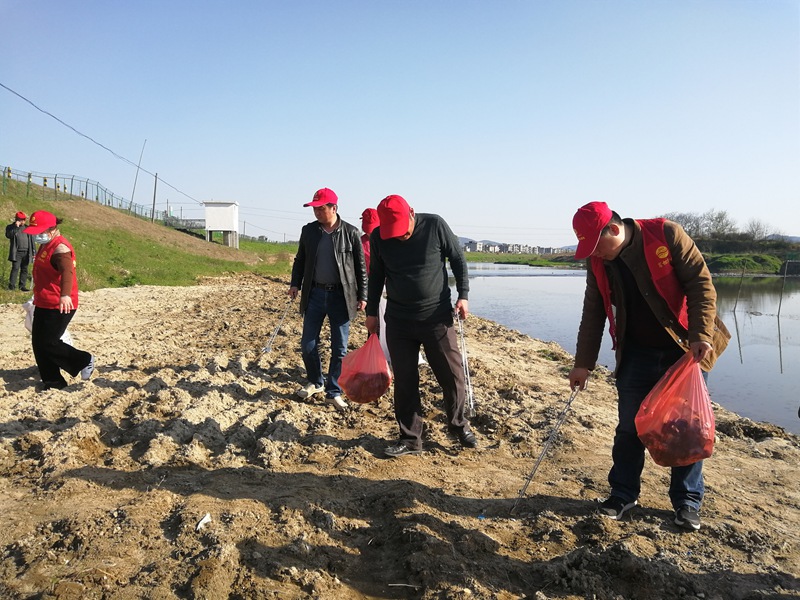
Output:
[1, 165, 168, 222]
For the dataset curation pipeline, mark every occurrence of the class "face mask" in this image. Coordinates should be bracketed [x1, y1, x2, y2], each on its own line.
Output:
[34, 233, 52, 244]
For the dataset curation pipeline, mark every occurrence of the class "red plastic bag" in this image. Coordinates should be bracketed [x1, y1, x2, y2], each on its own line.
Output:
[634, 352, 715, 467]
[339, 334, 393, 404]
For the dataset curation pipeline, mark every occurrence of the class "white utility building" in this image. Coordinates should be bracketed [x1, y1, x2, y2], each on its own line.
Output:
[203, 201, 239, 249]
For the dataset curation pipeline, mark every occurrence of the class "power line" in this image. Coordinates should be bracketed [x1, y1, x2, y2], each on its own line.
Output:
[0, 81, 203, 205]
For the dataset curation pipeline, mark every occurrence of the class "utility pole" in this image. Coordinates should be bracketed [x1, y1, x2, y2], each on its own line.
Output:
[150, 173, 158, 222]
[130, 139, 146, 213]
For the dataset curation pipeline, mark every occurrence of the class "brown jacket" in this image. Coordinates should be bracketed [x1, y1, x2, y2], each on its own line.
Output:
[574, 218, 730, 373]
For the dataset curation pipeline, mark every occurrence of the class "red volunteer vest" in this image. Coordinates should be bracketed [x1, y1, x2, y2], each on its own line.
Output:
[590, 219, 689, 349]
[33, 235, 79, 310]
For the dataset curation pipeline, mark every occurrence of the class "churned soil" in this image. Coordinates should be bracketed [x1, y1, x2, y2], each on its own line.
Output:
[1, 274, 798, 599]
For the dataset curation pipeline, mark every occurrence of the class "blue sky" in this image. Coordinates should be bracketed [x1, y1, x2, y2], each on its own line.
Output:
[1, 0, 798, 246]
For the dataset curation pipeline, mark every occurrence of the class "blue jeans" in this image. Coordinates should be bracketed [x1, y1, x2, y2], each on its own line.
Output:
[300, 287, 350, 397]
[611, 342, 705, 511]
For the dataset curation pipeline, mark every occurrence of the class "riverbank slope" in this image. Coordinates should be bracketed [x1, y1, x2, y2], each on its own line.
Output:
[0, 274, 798, 599]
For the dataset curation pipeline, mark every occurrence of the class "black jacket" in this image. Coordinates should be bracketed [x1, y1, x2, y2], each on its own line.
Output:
[290, 217, 367, 321]
[6, 222, 36, 262]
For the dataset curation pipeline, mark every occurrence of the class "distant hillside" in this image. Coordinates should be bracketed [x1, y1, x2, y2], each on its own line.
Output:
[0, 179, 294, 296]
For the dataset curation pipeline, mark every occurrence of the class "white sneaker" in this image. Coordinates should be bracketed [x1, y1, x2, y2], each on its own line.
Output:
[325, 395, 348, 411]
[296, 383, 325, 398]
[80, 355, 95, 381]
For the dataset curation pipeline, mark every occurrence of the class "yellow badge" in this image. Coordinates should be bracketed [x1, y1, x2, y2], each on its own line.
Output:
[655, 245, 669, 260]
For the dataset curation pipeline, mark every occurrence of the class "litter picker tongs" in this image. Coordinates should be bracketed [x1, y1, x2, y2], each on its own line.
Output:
[510, 386, 580, 514]
[455, 310, 477, 418]
[262, 297, 294, 354]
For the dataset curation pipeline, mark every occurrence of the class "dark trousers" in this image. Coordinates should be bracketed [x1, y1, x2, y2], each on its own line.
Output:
[8, 253, 31, 289]
[385, 314, 471, 449]
[612, 342, 705, 511]
[31, 307, 92, 389]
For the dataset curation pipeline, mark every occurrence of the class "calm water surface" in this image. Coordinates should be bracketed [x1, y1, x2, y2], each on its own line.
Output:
[459, 263, 800, 435]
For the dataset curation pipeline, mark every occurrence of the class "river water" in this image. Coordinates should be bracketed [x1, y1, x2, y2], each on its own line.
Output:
[459, 263, 800, 435]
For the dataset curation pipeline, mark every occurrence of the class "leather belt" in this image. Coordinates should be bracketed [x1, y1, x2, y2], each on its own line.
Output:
[313, 282, 342, 291]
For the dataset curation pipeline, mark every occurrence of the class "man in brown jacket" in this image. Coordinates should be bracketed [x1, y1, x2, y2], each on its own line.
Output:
[568, 201, 730, 531]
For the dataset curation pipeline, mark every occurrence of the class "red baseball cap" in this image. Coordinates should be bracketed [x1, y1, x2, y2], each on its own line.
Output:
[15, 211, 27, 220]
[24, 210, 57, 234]
[303, 188, 338, 207]
[377, 195, 411, 239]
[573, 201, 612, 259]
[360, 208, 379, 234]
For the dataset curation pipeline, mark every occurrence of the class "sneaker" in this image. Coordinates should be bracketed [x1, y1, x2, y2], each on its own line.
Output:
[597, 496, 638, 520]
[384, 443, 422, 458]
[674, 506, 701, 531]
[80, 355, 96, 380]
[296, 383, 324, 398]
[325, 395, 348, 411]
[457, 430, 478, 448]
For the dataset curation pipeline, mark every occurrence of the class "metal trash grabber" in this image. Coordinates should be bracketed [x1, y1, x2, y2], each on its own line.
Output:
[510, 386, 580, 514]
[262, 297, 294, 354]
[455, 310, 476, 418]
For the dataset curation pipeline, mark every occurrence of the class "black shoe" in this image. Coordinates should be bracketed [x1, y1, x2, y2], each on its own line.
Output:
[42, 381, 67, 390]
[20, 287, 30, 292]
[457, 430, 478, 448]
[597, 496, 637, 520]
[385, 443, 423, 458]
[674, 506, 701, 531]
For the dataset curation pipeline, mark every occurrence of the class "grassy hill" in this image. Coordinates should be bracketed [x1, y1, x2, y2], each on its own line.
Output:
[0, 178, 297, 303]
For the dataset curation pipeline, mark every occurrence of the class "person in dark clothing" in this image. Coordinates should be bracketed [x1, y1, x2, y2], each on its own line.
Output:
[6, 211, 36, 291]
[568, 201, 730, 531]
[289, 188, 367, 411]
[365, 194, 476, 457]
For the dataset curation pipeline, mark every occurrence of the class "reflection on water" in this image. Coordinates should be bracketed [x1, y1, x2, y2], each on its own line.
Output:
[457, 264, 800, 434]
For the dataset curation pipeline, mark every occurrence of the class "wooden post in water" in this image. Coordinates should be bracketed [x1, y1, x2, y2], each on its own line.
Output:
[733, 263, 746, 313]
[776, 260, 797, 318]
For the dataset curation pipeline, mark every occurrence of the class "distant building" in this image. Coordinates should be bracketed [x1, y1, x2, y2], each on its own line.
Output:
[462, 238, 573, 256]
[204, 201, 239, 249]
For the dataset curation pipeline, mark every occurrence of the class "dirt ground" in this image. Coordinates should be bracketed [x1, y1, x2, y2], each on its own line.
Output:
[1, 274, 798, 600]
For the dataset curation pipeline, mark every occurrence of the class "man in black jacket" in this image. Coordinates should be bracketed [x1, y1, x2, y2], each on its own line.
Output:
[6, 211, 35, 291]
[365, 194, 476, 457]
[289, 188, 367, 411]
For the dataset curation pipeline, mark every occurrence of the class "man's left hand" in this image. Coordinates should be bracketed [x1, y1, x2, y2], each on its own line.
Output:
[690, 341, 712, 363]
[455, 299, 469, 320]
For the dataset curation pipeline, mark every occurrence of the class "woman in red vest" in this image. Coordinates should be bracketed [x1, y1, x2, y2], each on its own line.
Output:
[25, 211, 94, 390]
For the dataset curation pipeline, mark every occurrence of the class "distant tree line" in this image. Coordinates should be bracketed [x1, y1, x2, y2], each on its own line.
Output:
[659, 209, 797, 257]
